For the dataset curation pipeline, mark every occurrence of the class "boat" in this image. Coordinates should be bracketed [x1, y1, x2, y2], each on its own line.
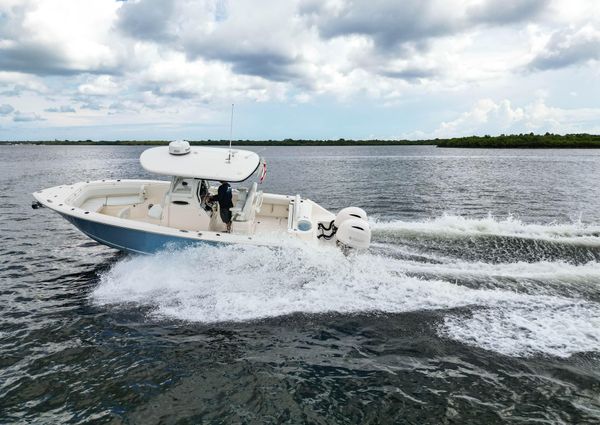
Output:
[32, 141, 371, 254]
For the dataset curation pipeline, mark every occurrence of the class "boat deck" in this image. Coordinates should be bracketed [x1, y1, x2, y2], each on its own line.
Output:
[252, 215, 288, 235]
[33, 179, 338, 249]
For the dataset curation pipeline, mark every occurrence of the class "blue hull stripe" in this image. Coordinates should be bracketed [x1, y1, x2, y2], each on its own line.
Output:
[62, 214, 222, 255]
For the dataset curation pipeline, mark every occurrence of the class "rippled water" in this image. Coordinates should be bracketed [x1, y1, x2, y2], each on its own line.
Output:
[2, 145, 600, 423]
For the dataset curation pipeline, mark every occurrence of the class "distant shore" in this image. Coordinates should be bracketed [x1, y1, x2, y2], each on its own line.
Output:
[2, 133, 600, 148]
[435, 133, 600, 148]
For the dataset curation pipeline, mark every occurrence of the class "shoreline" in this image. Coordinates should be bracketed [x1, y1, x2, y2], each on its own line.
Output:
[2, 133, 600, 148]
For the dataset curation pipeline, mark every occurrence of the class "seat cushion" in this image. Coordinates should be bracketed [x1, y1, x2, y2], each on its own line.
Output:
[80, 197, 105, 212]
[105, 195, 144, 206]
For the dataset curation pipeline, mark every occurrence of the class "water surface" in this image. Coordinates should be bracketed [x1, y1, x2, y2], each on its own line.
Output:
[1, 145, 600, 423]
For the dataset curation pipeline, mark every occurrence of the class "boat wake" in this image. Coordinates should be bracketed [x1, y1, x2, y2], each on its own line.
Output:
[92, 215, 600, 359]
[372, 214, 600, 264]
[372, 213, 600, 242]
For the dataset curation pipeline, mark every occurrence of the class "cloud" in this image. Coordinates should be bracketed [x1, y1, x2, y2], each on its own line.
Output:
[180, 1, 305, 82]
[117, 0, 176, 42]
[79, 102, 103, 111]
[310, 0, 548, 50]
[0, 0, 558, 102]
[529, 25, 600, 70]
[13, 111, 45, 122]
[0, 0, 599, 139]
[309, 0, 463, 50]
[435, 99, 525, 136]
[469, 0, 548, 25]
[0, 104, 15, 116]
[382, 67, 437, 81]
[44, 105, 76, 113]
[0, 42, 80, 76]
[78, 75, 119, 96]
[137, 52, 287, 102]
[424, 98, 600, 138]
[199, 50, 299, 82]
[0, 0, 123, 76]
[0, 71, 47, 95]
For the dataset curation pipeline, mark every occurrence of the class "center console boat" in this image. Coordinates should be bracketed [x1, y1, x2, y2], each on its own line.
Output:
[32, 141, 372, 254]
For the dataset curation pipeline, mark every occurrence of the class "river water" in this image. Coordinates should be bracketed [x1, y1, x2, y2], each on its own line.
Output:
[1, 145, 600, 423]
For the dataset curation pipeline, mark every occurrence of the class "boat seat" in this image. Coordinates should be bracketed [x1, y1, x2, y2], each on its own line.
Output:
[80, 197, 105, 212]
[117, 207, 130, 219]
[105, 194, 145, 206]
[234, 187, 248, 209]
[79, 190, 145, 212]
[230, 188, 247, 217]
[147, 204, 163, 219]
[232, 182, 257, 222]
[74, 184, 147, 207]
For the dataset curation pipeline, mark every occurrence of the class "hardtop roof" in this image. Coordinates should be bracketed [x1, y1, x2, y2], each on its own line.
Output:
[140, 146, 261, 182]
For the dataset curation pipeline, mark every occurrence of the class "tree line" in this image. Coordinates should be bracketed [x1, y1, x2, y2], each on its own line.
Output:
[3, 133, 600, 148]
[434, 133, 600, 148]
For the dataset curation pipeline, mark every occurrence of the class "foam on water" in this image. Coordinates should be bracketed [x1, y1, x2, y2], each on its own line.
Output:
[442, 303, 600, 358]
[398, 258, 600, 280]
[92, 241, 600, 359]
[372, 214, 600, 244]
[396, 258, 600, 296]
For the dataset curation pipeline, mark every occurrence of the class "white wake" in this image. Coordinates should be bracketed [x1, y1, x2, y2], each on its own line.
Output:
[92, 239, 600, 359]
[372, 214, 600, 245]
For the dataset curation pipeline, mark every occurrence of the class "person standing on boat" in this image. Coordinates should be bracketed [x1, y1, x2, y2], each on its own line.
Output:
[211, 181, 233, 232]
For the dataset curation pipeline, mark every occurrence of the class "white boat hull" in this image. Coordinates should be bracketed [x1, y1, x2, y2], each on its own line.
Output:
[32, 179, 346, 254]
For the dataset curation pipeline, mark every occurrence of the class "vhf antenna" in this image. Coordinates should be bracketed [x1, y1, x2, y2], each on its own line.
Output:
[228, 103, 234, 162]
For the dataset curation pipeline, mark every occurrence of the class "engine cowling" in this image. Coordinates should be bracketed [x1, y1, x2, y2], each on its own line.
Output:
[333, 207, 368, 228]
[335, 217, 371, 250]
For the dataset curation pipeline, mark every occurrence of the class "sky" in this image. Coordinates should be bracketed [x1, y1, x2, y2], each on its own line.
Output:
[0, 0, 599, 141]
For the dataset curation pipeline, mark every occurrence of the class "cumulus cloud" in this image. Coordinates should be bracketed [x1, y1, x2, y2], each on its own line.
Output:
[117, 0, 176, 42]
[109, 0, 554, 89]
[78, 75, 120, 96]
[529, 25, 600, 70]
[382, 66, 437, 81]
[469, 0, 548, 25]
[0, 0, 123, 75]
[13, 111, 44, 122]
[79, 102, 103, 111]
[45, 105, 76, 113]
[179, 1, 307, 83]
[0, 0, 598, 138]
[0, 71, 47, 95]
[310, 0, 548, 50]
[312, 1, 454, 49]
[426, 98, 600, 138]
[137, 52, 287, 102]
[435, 99, 525, 136]
[0, 104, 15, 116]
[0, 0, 560, 99]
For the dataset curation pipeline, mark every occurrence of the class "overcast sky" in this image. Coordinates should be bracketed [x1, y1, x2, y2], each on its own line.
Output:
[0, 0, 599, 140]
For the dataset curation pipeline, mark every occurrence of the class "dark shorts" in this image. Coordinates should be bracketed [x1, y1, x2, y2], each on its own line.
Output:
[220, 208, 232, 224]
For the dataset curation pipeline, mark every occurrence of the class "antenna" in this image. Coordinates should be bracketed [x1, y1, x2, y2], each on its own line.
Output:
[228, 103, 234, 162]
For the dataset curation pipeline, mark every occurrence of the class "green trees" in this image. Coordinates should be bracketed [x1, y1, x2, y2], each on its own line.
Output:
[5, 133, 600, 147]
[435, 133, 600, 148]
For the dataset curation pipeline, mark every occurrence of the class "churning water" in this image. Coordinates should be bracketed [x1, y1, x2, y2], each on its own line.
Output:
[2, 145, 600, 423]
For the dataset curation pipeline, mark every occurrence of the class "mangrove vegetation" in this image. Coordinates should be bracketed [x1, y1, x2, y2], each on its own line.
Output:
[3, 133, 600, 148]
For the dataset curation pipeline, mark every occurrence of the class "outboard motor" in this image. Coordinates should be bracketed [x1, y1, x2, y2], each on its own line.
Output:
[333, 206, 368, 228]
[335, 217, 371, 250]
[318, 206, 371, 250]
